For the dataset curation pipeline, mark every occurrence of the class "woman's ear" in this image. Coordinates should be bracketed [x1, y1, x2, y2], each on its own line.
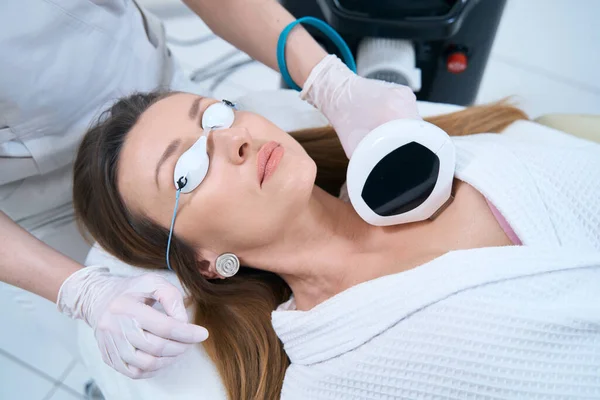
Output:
[197, 249, 225, 280]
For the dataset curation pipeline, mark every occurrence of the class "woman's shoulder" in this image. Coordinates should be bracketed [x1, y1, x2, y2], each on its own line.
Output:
[452, 120, 600, 249]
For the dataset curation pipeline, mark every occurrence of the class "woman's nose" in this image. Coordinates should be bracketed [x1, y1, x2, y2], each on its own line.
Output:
[208, 127, 252, 165]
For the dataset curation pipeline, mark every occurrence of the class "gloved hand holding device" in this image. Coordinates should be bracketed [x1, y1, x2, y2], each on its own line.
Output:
[301, 54, 422, 158]
[299, 54, 456, 226]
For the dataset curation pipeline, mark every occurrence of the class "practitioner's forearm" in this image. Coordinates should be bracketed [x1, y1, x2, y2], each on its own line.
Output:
[183, 0, 327, 87]
[0, 211, 82, 302]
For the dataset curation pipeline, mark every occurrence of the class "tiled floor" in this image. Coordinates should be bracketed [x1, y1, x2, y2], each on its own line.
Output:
[1, 0, 599, 399]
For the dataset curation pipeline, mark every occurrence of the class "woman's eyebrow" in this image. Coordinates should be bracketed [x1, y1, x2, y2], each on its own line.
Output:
[189, 97, 203, 120]
[155, 139, 181, 188]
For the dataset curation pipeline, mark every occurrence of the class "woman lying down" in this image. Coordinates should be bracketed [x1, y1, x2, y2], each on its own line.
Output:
[73, 91, 600, 400]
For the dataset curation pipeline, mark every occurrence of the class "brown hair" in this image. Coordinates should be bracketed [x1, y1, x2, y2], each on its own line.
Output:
[73, 93, 527, 399]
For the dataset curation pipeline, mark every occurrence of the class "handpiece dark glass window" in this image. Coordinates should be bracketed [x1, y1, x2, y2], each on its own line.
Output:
[361, 142, 440, 216]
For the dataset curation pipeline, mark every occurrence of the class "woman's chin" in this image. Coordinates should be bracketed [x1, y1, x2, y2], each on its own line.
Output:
[299, 158, 318, 184]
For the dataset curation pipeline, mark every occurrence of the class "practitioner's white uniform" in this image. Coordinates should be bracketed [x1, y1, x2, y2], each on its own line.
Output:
[0, 0, 196, 355]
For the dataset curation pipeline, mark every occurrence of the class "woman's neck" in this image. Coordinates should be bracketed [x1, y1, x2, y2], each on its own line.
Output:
[242, 187, 447, 310]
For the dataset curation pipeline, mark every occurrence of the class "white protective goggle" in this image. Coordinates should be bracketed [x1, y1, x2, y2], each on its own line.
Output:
[166, 99, 237, 271]
[173, 99, 237, 192]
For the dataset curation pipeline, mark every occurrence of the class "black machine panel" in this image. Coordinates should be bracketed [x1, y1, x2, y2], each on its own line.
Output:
[278, 0, 506, 105]
[335, 0, 458, 18]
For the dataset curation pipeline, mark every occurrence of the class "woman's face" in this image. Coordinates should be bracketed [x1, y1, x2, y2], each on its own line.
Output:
[117, 93, 317, 267]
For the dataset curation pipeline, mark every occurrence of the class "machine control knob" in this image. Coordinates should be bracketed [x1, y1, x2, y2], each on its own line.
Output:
[447, 52, 468, 74]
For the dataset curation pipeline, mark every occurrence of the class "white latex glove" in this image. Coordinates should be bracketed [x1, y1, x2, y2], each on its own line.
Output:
[57, 266, 208, 379]
[301, 55, 422, 158]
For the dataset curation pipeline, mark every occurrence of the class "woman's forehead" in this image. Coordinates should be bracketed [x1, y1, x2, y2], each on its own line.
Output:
[140, 93, 202, 127]
[126, 93, 210, 148]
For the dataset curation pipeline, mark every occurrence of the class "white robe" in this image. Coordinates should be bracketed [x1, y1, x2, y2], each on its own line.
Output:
[273, 120, 600, 399]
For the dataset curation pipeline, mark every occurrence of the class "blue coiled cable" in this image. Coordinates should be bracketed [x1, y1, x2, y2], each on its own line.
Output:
[277, 16, 356, 91]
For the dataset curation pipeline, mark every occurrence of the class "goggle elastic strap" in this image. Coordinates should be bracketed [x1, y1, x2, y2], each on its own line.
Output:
[166, 188, 182, 271]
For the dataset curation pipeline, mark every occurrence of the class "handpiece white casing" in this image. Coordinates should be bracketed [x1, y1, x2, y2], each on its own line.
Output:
[346, 119, 456, 226]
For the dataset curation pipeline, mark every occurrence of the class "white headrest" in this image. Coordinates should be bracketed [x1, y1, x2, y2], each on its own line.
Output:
[234, 90, 330, 132]
[235, 89, 464, 129]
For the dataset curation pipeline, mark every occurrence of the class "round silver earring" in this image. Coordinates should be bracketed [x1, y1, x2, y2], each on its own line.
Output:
[215, 253, 239, 278]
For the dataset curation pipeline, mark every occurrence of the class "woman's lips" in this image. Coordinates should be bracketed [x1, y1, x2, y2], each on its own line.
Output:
[257, 141, 284, 187]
